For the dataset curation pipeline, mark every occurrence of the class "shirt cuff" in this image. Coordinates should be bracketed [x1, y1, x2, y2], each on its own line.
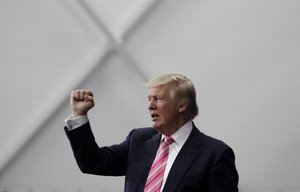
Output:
[64, 115, 89, 131]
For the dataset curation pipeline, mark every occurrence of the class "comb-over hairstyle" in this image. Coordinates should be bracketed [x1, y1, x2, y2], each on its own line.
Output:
[145, 74, 198, 119]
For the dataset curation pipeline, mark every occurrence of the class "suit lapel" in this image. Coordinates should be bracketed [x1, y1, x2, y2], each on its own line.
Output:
[143, 132, 162, 171]
[162, 126, 203, 192]
[136, 132, 162, 191]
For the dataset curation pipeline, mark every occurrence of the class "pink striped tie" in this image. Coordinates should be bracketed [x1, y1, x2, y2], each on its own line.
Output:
[144, 136, 174, 192]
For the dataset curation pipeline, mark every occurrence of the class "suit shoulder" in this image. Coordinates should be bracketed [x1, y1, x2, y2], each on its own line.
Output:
[127, 127, 158, 140]
[133, 127, 157, 134]
[203, 133, 229, 146]
[196, 130, 233, 153]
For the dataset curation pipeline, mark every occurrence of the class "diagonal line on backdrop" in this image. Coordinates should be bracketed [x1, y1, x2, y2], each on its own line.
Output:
[77, 0, 154, 81]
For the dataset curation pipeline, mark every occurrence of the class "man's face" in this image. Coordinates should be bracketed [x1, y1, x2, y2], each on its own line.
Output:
[147, 85, 181, 135]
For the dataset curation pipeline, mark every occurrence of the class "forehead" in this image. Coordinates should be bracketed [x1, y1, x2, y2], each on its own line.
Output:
[147, 85, 172, 96]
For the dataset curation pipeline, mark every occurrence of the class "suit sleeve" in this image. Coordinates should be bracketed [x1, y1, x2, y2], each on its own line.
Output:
[207, 146, 239, 192]
[65, 122, 130, 176]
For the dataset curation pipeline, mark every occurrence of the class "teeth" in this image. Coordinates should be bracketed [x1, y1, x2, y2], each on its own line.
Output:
[151, 114, 158, 118]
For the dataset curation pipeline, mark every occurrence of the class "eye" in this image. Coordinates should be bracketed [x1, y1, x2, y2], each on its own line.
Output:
[148, 96, 163, 102]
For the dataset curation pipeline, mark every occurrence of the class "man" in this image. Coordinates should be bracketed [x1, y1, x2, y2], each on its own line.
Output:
[64, 74, 239, 192]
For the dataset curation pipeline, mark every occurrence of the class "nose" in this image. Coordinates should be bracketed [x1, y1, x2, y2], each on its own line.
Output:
[148, 98, 156, 110]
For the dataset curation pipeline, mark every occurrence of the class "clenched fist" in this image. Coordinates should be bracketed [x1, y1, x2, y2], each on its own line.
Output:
[70, 89, 95, 117]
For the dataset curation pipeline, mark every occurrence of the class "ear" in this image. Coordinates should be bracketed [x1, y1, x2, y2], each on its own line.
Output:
[178, 99, 188, 113]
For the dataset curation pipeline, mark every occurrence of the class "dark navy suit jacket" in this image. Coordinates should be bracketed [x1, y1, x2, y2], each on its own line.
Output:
[65, 122, 238, 192]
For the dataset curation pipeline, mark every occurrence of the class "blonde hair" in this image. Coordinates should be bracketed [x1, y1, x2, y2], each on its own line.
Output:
[145, 74, 198, 119]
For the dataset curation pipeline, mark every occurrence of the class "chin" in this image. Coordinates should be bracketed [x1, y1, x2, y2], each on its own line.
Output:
[152, 125, 159, 130]
[153, 126, 165, 134]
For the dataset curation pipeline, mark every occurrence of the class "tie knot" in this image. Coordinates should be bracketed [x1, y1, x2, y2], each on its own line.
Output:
[164, 136, 174, 145]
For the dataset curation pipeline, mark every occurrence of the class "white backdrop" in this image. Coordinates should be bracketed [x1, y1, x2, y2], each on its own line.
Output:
[0, 0, 300, 191]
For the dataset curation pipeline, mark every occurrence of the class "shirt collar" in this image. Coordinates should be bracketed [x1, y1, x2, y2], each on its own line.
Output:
[161, 120, 193, 147]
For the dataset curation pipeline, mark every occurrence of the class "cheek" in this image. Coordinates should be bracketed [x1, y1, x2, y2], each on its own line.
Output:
[160, 109, 174, 120]
[158, 103, 178, 119]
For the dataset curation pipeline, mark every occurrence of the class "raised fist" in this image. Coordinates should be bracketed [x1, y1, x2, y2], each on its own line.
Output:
[70, 89, 95, 117]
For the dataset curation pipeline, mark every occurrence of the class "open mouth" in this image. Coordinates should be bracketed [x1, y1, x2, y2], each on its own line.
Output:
[151, 113, 159, 120]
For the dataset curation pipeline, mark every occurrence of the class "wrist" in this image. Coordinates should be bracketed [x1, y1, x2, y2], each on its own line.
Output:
[72, 111, 87, 118]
